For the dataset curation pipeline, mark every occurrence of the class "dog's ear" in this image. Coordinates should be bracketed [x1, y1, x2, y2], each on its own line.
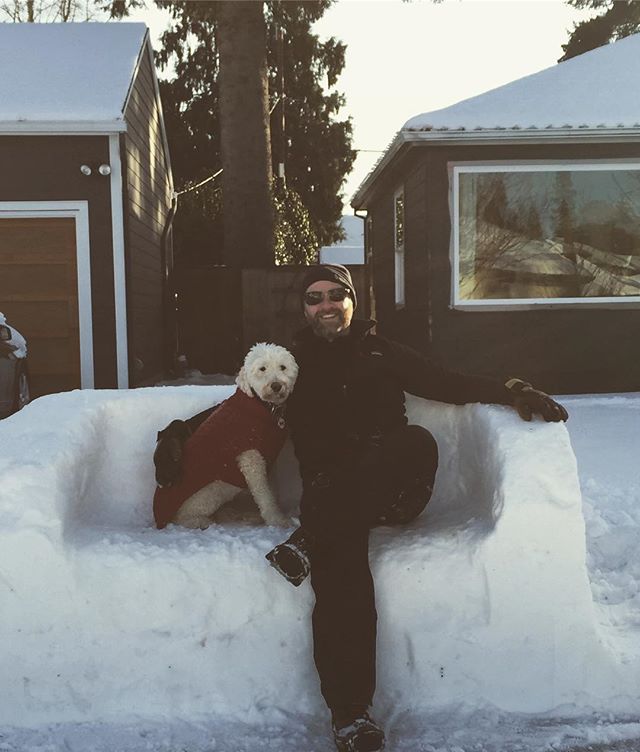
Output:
[236, 366, 253, 396]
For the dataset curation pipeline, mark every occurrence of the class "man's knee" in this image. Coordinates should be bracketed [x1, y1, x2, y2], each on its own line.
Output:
[405, 423, 438, 455]
[397, 424, 439, 482]
[375, 425, 438, 526]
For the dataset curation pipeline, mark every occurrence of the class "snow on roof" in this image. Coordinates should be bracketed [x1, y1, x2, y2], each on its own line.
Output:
[353, 34, 640, 208]
[0, 22, 148, 129]
[404, 33, 640, 133]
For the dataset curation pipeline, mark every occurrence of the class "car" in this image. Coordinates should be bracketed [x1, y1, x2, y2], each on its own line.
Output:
[0, 312, 30, 418]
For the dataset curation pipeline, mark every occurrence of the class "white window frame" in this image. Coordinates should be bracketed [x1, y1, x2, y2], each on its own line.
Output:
[450, 159, 640, 311]
[394, 185, 405, 308]
[0, 201, 95, 388]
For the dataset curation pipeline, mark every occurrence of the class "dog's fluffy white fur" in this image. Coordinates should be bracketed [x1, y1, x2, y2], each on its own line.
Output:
[173, 343, 298, 530]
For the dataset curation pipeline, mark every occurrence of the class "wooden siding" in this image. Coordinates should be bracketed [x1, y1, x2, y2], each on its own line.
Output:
[122, 44, 174, 386]
[366, 141, 640, 393]
[0, 135, 117, 388]
[0, 217, 81, 397]
[175, 266, 369, 375]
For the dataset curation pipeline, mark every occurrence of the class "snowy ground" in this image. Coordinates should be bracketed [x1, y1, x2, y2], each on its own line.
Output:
[0, 387, 638, 751]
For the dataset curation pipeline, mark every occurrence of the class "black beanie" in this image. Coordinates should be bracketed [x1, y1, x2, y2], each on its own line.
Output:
[301, 264, 357, 309]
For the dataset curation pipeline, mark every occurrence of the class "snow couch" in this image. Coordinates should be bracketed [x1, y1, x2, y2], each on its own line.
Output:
[0, 386, 617, 727]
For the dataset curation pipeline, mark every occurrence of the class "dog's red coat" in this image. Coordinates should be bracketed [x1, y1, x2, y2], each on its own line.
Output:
[153, 389, 288, 529]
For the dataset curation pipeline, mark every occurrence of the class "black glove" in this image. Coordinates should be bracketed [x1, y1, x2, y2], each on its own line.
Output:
[153, 419, 192, 487]
[506, 379, 568, 423]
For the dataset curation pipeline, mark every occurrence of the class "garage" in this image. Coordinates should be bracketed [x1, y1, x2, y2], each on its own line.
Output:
[0, 215, 83, 398]
[0, 23, 174, 398]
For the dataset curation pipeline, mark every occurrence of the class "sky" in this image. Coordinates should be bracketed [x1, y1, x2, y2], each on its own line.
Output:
[131, 0, 595, 210]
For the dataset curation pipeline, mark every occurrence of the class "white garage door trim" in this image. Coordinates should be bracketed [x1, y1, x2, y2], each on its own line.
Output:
[0, 201, 94, 389]
[109, 134, 128, 390]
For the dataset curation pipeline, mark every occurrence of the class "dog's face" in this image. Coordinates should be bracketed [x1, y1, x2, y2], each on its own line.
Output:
[236, 343, 298, 405]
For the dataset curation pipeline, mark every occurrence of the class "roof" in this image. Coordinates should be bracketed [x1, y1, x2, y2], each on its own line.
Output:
[0, 22, 148, 132]
[352, 33, 640, 208]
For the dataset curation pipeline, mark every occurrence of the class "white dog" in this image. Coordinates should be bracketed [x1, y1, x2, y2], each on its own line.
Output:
[153, 343, 298, 530]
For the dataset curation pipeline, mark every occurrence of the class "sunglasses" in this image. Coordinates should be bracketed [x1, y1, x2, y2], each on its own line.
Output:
[303, 287, 351, 306]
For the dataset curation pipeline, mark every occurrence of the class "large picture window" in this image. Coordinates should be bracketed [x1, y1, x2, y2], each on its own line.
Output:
[452, 162, 640, 308]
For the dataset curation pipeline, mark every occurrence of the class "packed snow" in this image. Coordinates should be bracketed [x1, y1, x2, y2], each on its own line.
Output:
[0, 386, 639, 751]
[403, 33, 640, 133]
[0, 23, 147, 125]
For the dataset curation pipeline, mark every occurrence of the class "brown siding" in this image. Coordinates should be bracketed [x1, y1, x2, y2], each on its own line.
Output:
[368, 150, 430, 348]
[0, 217, 81, 397]
[366, 141, 640, 394]
[122, 44, 174, 386]
[0, 135, 117, 388]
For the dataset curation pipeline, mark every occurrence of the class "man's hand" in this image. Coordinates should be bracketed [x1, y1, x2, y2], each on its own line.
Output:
[153, 419, 192, 487]
[506, 378, 568, 423]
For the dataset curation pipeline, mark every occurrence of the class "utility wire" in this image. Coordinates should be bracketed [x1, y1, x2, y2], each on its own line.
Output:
[174, 147, 384, 198]
[175, 167, 224, 197]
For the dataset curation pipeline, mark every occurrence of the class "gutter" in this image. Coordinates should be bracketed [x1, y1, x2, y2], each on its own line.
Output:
[161, 194, 178, 374]
[0, 121, 127, 134]
[351, 126, 640, 210]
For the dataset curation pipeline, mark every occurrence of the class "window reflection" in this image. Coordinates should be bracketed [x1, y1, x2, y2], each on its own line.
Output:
[457, 167, 640, 301]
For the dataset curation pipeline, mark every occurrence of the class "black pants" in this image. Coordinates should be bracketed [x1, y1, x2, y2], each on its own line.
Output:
[299, 424, 439, 713]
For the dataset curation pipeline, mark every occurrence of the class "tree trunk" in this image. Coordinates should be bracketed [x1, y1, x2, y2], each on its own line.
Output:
[217, 0, 274, 267]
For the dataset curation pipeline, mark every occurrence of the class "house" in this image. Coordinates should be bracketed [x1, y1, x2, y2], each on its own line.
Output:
[352, 34, 640, 394]
[0, 22, 174, 400]
[319, 214, 365, 265]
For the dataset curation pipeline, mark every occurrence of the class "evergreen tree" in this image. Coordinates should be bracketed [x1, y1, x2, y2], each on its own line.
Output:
[216, 0, 274, 267]
[274, 182, 319, 265]
[154, 3, 223, 266]
[559, 0, 640, 61]
[266, 1, 355, 246]
[154, 0, 354, 265]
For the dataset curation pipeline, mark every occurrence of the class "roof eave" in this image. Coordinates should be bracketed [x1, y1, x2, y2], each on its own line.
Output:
[0, 120, 127, 135]
[350, 126, 640, 210]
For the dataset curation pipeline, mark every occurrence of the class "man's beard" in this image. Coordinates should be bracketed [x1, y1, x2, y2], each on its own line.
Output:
[309, 310, 350, 341]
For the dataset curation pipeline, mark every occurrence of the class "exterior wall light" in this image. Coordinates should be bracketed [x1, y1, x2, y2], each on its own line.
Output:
[80, 164, 92, 176]
[98, 164, 111, 176]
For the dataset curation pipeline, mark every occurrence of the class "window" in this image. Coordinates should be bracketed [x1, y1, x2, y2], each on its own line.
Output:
[394, 186, 405, 307]
[452, 162, 640, 309]
[365, 214, 373, 263]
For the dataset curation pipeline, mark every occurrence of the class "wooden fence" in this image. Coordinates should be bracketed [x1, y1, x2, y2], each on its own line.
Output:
[174, 265, 369, 375]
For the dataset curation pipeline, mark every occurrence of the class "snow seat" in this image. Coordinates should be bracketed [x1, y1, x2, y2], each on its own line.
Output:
[0, 387, 615, 727]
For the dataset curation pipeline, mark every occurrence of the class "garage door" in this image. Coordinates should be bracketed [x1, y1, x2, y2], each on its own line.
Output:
[0, 217, 81, 399]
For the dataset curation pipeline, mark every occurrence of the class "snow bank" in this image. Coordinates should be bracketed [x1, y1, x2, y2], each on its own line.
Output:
[0, 388, 630, 729]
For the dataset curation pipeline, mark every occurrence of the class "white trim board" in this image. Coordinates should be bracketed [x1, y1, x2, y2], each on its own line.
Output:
[0, 201, 95, 388]
[0, 121, 126, 134]
[351, 129, 640, 209]
[449, 160, 640, 311]
[109, 134, 129, 389]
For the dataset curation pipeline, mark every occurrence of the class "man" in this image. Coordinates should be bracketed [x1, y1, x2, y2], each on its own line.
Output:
[154, 264, 568, 752]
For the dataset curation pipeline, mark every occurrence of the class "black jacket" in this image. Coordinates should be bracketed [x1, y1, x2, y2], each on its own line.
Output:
[287, 319, 513, 482]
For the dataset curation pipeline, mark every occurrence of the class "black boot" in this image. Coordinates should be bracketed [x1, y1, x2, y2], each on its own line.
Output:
[332, 706, 385, 752]
[265, 527, 311, 587]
